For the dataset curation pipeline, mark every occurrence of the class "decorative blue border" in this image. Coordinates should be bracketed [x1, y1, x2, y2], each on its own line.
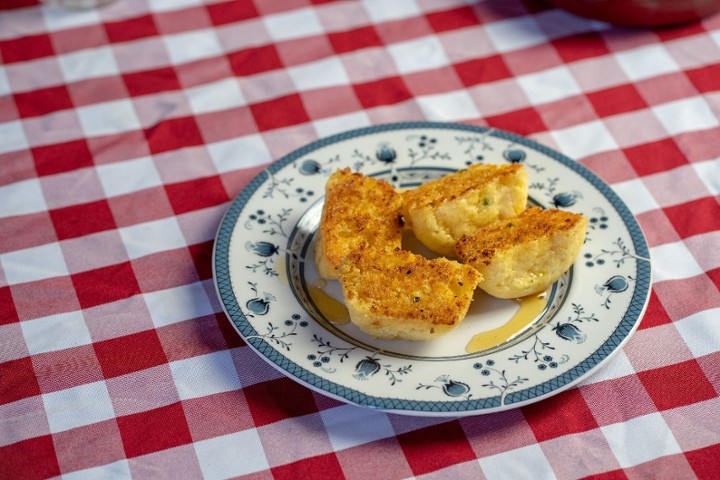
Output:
[213, 122, 652, 414]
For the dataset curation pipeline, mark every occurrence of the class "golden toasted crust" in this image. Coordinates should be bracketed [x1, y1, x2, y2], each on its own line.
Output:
[401, 164, 528, 257]
[314, 168, 403, 279]
[455, 207, 588, 298]
[338, 247, 481, 341]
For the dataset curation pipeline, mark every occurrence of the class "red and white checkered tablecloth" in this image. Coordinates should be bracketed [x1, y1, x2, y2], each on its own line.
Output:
[1, 0, 719, 478]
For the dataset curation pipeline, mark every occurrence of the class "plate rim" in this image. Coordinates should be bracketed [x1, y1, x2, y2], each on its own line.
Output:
[212, 121, 652, 416]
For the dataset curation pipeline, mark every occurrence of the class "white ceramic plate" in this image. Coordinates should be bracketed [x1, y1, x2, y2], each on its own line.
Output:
[213, 122, 652, 416]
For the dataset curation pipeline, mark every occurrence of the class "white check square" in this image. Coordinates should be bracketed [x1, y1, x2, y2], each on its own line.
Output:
[1, 242, 68, 285]
[194, 430, 269, 479]
[550, 120, 618, 159]
[289, 57, 349, 91]
[578, 350, 636, 385]
[61, 460, 131, 480]
[207, 134, 271, 174]
[650, 240, 704, 282]
[42, 6, 100, 31]
[321, 405, 395, 451]
[0, 177, 46, 218]
[363, 0, 420, 23]
[313, 111, 370, 138]
[147, 0, 201, 12]
[0, 67, 10, 96]
[58, 47, 119, 83]
[485, 16, 547, 53]
[652, 97, 719, 135]
[388, 36, 449, 74]
[96, 156, 162, 198]
[263, 8, 323, 41]
[169, 350, 241, 400]
[517, 66, 582, 105]
[0, 120, 30, 154]
[416, 90, 479, 121]
[21, 311, 92, 355]
[145, 282, 214, 328]
[692, 159, 720, 196]
[42, 381, 115, 433]
[479, 444, 554, 478]
[163, 30, 223, 65]
[610, 178, 659, 215]
[186, 78, 246, 115]
[674, 307, 720, 358]
[602, 413, 681, 468]
[119, 217, 187, 260]
[77, 99, 141, 137]
[615, 44, 680, 81]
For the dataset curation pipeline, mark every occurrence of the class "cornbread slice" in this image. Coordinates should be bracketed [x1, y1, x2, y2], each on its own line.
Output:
[401, 164, 528, 257]
[314, 168, 404, 280]
[455, 207, 588, 299]
[338, 246, 482, 341]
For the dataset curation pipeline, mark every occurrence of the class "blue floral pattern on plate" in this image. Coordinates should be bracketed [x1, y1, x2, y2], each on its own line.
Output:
[213, 122, 652, 416]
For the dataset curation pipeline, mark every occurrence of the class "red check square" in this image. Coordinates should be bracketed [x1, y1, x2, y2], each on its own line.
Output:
[214, 312, 246, 349]
[455, 55, 513, 86]
[15, 85, 74, 118]
[207, 0, 259, 25]
[426, 6, 480, 32]
[228, 44, 283, 76]
[625, 139, 689, 176]
[250, 93, 309, 130]
[486, 107, 547, 136]
[117, 403, 192, 458]
[354, 76, 412, 109]
[145, 116, 204, 154]
[94, 329, 168, 379]
[521, 388, 599, 441]
[272, 453, 344, 480]
[243, 377, 319, 427]
[0, 436, 60, 479]
[397, 420, 476, 475]
[637, 290, 673, 330]
[164, 175, 229, 215]
[328, 26, 383, 54]
[32, 139, 94, 177]
[49, 200, 116, 240]
[0, 33, 54, 63]
[587, 84, 647, 117]
[72, 262, 142, 309]
[637, 360, 717, 411]
[551, 32, 610, 63]
[664, 197, 720, 239]
[0, 357, 42, 405]
[105, 14, 159, 43]
[686, 63, 720, 93]
[123, 67, 181, 97]
[188, 240, 214, 281]
[0, 287, 19, 326]
[685, 443, 720, 479]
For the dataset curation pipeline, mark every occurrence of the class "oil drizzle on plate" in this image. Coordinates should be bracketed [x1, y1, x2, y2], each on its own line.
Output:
[466, 292, 547, 353]
[308, 280, 350, 325]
